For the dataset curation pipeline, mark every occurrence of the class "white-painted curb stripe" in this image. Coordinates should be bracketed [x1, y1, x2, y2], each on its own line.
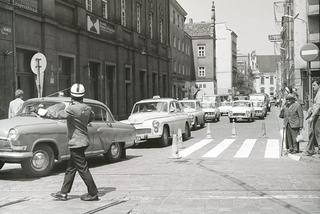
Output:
[234, 139, 256, 158]
[179, 139, 213, 158]
[265, 139, 280, 158]
[202, 139, 235, 158]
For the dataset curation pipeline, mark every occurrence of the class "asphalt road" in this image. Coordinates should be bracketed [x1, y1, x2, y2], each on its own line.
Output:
[0, 107, 319, 214]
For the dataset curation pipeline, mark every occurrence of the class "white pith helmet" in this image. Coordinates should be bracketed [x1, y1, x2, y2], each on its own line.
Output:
[70, 83, 85, 97]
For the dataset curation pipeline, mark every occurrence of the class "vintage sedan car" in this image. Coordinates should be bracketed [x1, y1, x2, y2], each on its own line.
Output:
[228, 100, 255, 122]
[122, 97, 191, 147]
[179, 99, 205, 130]
[252, 101, 267, 119]
[0, 97, 136, 177]
[218, 101, 233, 116]
[201, 101, 220, 122]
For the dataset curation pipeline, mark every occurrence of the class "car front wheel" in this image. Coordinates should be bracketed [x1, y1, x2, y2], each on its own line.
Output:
[183, 123, 191, 141]
[21, 145, 54, 177]
[105, 142, 124, 163]
[0, 161, 4, 169]
[159, 126, 170, 147]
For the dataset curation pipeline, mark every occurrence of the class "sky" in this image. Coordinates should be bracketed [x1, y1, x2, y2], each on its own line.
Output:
[177, 0, 280, 55]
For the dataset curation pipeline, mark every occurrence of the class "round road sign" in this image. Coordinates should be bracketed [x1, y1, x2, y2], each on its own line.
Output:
[30, 52, 47, 75]
[300, 43, 319, 62]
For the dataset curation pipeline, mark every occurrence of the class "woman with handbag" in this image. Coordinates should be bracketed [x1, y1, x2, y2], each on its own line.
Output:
[281, 94, 304, 154]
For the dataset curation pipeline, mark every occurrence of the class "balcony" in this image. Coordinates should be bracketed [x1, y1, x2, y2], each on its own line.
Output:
[308, 4, 319, 15]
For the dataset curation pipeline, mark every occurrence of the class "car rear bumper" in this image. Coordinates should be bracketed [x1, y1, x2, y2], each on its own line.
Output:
[0, 151, 33, 162]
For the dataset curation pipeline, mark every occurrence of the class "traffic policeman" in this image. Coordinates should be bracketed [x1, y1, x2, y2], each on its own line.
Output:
[51, 83, 99, 201]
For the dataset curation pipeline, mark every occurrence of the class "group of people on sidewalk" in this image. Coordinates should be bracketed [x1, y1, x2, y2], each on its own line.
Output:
[280, 80, 320, 156]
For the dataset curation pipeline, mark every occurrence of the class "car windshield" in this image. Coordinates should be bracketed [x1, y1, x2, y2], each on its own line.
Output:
[18, 101, 68, 118]
[233, 102, 251, 107]
[253, 102, 263, 107]
[132, 101, 168, 113]
[221, 102, 231, 106]
[201, 102, 216, 108]
[180, 102, 196, 109]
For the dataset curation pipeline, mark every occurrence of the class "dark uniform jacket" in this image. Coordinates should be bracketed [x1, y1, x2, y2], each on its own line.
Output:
[65, 101, 94, 148]
[283, 102, 304, 129]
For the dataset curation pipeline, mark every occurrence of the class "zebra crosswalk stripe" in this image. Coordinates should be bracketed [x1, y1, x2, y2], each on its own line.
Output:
[202, 139, 235, 158]
[234, 139, 256, 158]
[179, 138, 213, 158]
[264, 139, 280, 158]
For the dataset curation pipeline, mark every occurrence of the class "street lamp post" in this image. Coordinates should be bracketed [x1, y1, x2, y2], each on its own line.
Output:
[283, 14, 312, 108]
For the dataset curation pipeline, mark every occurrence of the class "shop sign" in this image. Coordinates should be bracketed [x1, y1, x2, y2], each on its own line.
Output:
[0, 24, 12, 36]
[15, 0, 38, 13]
[100, 21, 115, 34]
[87, 15, 100, 34]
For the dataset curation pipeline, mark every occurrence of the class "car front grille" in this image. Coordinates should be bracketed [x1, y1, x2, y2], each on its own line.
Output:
[0, 138, 11, 150]
[136, 128, 152, 135]
[233, 113, 245, 116]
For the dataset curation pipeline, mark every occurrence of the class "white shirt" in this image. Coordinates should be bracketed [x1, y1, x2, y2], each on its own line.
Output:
[8, 98, 24, 118]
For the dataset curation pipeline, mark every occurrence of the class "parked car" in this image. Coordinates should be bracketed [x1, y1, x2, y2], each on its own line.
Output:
[122, 97, 191, 147]
[249, 93, 271, 112]
[228, 100, 255, 122]
[252, 100, 267, 119]
[218, 101, 233, 116]
[201, 101, 220, 122]
[179, 99, 205, 130]
[0, 97, 136, 177]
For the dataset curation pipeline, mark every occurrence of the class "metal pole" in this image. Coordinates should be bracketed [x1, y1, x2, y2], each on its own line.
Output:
[307, 61, 312, 108]
[12, 0, 16, 92]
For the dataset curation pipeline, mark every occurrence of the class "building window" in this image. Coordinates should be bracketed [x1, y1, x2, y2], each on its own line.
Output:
[174, 61, 177, 73]
[121, 0, 126, 26]
[173, 35, 176, 47]
[177, 39, 180, 50]
[203, 84, 206, 88]
[86, 0, 92, 12]
[198, 67, 205, 77]
[159, 19, 163, 43]
[182, 65, 185, 75]
[270, 76, 274, 85]
[102, 0, 108, 19]
[173, 10, 175, 24]
[149, 13, 153, 39]
[198, 46, 205, 57]
[136, 3, 141, 33]
[260, 76, 264, 85]
[260, 87, 265, 93]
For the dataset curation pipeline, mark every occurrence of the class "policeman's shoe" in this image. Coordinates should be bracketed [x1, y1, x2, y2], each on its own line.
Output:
[51, 191, 68, 201]
[80, 193, 99, 201]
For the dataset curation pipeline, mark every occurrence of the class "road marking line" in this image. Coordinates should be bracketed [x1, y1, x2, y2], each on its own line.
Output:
[179, 139, 213, 158]
[202, 139, 235, 158]
[264, 139, 280, 158]
[234, 139, 256, 158]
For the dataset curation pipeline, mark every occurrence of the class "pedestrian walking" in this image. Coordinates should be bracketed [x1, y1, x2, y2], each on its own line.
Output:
[282, 93, 304, 154]
[8, 89, 24, 118]
[51, 83, 99, 201]
[304, 80, 320, 156]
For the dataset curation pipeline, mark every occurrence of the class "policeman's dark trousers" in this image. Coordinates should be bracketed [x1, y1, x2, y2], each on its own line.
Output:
[61, 147, 98, 196]
[305, 115, 320, 154]
[285, 124, 299, 152]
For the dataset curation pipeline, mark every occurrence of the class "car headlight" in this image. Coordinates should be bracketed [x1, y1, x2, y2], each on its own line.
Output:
[8, 128, 18, 141]
[152, 120, 160, 128]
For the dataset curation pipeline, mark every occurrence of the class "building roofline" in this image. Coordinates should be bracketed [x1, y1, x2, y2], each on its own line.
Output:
[171, 0, 188, 16]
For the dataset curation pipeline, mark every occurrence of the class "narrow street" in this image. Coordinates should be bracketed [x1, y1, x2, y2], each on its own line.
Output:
[1, 107, 319, 214]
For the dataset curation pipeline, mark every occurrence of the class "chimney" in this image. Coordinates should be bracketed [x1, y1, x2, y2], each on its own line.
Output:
[189, 18, 193, 24]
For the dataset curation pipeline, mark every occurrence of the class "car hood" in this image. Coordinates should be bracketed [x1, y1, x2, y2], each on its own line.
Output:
[0, 116, 59, 137]
[253, 107, 263, 110]
[183, 108, 196, 113]
[127, 112, 169, 124]
[231, 107, 250, 113]
[202, 108, 216, 113]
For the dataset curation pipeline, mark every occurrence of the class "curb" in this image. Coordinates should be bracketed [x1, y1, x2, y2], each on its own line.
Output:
[287, 153, 320, 163]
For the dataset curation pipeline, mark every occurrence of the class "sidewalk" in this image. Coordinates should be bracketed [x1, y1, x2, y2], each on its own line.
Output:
[278, 109, 320, 163]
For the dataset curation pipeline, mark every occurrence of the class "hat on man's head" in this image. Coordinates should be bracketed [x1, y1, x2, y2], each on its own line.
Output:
[286, 93, 295, 100]
[15, 89, 24, 98]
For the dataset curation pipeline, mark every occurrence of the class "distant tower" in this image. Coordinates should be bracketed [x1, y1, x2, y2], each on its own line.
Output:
[211, 1, 217, 94]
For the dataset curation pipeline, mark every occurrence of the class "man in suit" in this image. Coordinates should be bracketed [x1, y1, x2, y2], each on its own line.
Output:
[283, 93, 304, 154]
